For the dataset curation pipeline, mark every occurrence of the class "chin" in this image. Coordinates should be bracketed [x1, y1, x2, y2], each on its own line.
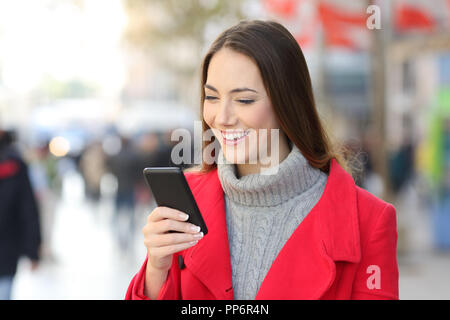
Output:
[222, 148, 259, 165]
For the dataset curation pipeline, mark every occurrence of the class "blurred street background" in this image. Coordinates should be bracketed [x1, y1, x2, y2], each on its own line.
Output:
[0, 0, 449, 299]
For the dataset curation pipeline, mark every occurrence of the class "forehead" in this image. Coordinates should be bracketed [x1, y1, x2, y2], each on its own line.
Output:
[206, 47, 263, 89]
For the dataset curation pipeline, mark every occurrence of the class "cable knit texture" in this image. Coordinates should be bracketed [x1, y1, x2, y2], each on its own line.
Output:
[217, 142, 328, 300]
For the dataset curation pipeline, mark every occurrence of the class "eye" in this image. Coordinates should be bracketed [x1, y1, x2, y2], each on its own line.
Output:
[237, 99, 254, 105]
[205, 96, 218, 101]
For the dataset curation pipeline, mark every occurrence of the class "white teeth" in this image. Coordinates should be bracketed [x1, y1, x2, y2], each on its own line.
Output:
[223, 130, 249, 140]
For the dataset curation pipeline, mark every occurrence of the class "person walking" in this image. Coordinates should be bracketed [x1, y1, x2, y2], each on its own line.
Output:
[0, 129, 42, 300]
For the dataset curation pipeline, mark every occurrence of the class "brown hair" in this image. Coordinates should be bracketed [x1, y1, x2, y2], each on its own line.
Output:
[185, 19, 353, 177]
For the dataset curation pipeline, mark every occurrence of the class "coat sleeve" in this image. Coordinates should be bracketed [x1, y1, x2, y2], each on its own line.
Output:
[351, 203, 399, 300]
[125, 253, 182, 300]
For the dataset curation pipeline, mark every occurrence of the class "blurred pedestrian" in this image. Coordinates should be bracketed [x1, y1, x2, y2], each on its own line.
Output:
[134, 132, 161, 207]
[106, 135, 141, 255]
[79, 141, 106, 202]
[0, 129, 41, 300]
[27, 142, 59, 262]
[388, 114, 416, 196]
[157, 129, 194, 169]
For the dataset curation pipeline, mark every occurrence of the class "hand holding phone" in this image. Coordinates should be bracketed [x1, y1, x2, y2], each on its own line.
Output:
[143, 167, 208, 235]
[142, 167, 208, 272]
[142, 206, 204, 272]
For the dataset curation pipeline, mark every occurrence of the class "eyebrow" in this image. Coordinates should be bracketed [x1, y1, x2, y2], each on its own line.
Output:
[204, 84, 258, 94]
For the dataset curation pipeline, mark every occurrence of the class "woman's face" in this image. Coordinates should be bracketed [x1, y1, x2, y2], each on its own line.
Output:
[203, 47, 285, 166]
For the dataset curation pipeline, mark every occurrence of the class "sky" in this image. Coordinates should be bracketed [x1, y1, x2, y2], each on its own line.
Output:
[0, 0, 127, 96]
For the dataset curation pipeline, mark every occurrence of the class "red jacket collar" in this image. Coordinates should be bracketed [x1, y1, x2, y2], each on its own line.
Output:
[183, 158, 361, 299]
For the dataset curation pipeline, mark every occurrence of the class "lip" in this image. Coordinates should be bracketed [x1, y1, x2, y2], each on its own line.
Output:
[220, 129, 250, 146]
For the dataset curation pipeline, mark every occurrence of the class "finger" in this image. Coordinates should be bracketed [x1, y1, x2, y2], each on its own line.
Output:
[149, 231, 204, 248]
[150, 240, 199, 257]
[152, 219, 201, 234]
[148, 206, 189, 223]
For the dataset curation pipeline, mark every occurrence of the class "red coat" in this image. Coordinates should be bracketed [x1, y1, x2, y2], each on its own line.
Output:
[125, 158, 399, 300]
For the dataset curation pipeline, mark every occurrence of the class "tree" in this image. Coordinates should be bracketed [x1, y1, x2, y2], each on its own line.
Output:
[122, 0, 248, 104]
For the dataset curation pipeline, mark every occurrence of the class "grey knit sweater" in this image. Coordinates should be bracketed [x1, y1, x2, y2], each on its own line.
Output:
[217, 142, 328, 300]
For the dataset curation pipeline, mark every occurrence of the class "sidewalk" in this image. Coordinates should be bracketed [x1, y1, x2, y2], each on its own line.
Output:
[395, 179, 450, 300]
[11, 171, 147, 300]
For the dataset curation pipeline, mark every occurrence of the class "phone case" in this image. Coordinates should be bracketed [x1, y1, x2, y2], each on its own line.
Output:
[143, 167, 208, 235]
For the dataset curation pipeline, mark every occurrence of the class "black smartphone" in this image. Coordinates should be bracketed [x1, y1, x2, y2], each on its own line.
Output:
[143, 167, 208, 235]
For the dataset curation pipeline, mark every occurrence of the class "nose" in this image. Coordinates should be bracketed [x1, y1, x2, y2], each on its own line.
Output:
[215, 99, 236, 126]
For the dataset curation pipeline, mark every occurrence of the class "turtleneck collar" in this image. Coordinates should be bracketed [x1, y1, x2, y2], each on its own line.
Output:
[217, 142, 325, 207]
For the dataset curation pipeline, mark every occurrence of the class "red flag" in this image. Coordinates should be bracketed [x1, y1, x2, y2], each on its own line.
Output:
[318, 3, 367, 49]
[324, 27, 355, 48]
[394, 3, 435, 32]
[318, 2, 367, 27]
[263, 0, 298, 19]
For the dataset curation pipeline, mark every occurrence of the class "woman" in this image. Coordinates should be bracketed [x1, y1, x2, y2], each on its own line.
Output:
[126, 20, 399, 300]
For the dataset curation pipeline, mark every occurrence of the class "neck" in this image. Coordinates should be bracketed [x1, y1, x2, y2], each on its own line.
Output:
[217, 141, 324, 207]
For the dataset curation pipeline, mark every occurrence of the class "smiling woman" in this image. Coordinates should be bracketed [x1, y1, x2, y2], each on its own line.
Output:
[126, 19, 399, 301]
[195, 19, 349, 178]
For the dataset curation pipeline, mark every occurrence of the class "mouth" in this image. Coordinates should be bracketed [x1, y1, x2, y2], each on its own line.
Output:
[220, 129, 250, 146]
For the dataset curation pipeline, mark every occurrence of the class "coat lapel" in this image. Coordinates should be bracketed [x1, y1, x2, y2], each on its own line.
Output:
[183, 169, 234, 300]
[255, 158, 361, 299]
[183, 158, 361, 300]
[254, 211, 337, 299]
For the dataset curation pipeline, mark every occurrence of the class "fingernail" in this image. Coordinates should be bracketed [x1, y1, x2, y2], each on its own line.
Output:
[179, 213, 189, 220]
[193, 232, 203, 239]
[191, 225, 201, 232]
[189, 240, 199, 245]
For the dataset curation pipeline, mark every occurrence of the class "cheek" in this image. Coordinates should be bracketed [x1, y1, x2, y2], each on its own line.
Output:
[203, 105, 221, 141]
[203, 104, 212, 125]
[245, 101, 277, 129]
[250, 103, 280, 151]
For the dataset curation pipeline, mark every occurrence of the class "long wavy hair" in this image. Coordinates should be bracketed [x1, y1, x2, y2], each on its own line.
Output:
[185, 19, 353, 177]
